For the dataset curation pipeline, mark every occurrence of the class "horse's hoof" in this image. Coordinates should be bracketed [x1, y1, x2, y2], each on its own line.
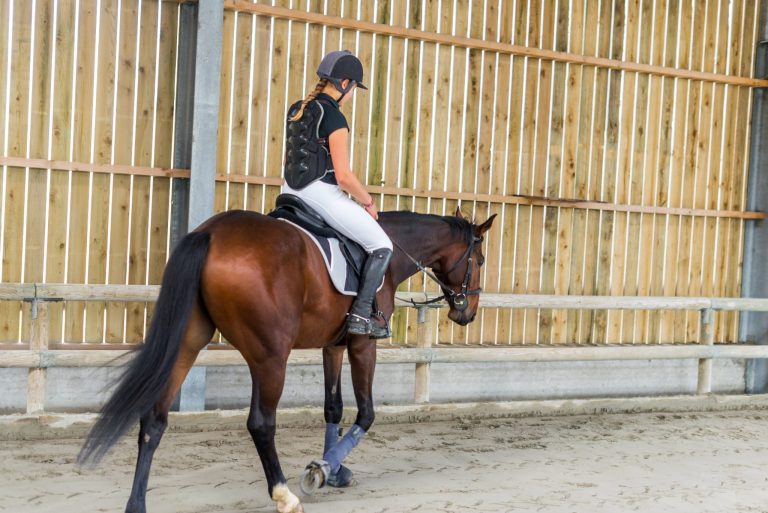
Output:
[272, 483, 302, 513]
[326, 464, 357, 488]
[299, 460, 329, 495]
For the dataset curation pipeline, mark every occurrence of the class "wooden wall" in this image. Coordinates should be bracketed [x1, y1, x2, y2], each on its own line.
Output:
[0, 0, 763, 346]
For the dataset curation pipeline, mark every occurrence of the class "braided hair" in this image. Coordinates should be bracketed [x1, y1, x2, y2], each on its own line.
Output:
[289, 78, 330, 121]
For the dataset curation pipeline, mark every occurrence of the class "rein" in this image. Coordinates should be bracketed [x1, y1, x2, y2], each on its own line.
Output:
[390, 234, 482, 312]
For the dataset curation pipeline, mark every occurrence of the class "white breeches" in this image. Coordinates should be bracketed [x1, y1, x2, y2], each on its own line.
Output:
[281, 180, 393, 253]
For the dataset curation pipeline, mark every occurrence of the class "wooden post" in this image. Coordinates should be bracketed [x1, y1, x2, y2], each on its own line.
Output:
[27, 301, 49, 414]
[697, 308, 715, 395]
[414, 307, 435, 403]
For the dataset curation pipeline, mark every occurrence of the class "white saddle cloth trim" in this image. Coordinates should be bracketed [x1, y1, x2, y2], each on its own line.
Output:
[278, 218, 381, 296]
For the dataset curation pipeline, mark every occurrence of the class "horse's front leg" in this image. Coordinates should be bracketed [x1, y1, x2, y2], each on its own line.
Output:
[322, 336, 376, 474]
[320, 345, 356, 487]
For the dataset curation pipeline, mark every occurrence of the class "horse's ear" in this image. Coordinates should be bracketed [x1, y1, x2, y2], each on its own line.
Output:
[475, 213, 497, 235]
[455, 206, 465, 219]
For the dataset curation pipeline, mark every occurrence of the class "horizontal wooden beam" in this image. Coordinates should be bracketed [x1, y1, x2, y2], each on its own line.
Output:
[4, 344, 768, 369]
[223, 1, 768, 88]
[2, 156, 763, 220]
[3, 284, 768, 312]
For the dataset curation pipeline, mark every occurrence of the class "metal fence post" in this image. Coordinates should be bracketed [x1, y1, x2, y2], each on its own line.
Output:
[27, 300, 49, 414]
[414, 307, 435, 403]
[697, 308, 715, 395]
[175, 0, 224, 412]
[743, 0, 768, 393]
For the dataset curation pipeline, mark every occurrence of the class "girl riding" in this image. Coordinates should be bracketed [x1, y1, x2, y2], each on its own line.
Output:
[282, 50, 393, 339]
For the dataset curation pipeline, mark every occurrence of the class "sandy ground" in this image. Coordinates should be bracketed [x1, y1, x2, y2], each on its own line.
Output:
[2, 409, 768, 513]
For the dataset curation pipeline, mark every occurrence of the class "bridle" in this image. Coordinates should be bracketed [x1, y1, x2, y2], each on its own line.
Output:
[391, 234, 483, 312]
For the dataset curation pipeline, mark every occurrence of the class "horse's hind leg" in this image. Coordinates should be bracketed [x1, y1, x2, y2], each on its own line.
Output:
[247, 357, 303, 513]
[125, 301, 214, 513]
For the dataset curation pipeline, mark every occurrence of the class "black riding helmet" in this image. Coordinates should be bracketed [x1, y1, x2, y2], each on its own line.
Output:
[316, 50, 368, 101]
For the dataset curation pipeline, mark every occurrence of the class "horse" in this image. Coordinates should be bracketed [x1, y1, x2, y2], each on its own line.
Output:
[78, 204, 496, 513]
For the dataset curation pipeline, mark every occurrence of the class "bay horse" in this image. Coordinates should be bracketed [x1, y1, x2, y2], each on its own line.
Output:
[78, 205, 495, 513]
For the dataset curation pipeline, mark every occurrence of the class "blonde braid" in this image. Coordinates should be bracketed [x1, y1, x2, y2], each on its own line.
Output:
[290, 78, 330, 121]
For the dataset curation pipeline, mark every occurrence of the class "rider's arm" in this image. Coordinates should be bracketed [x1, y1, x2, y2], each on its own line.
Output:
[328, 128, 374, 208]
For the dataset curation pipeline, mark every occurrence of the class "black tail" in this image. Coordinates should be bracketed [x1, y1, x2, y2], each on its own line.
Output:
[78, 231, 211, 465]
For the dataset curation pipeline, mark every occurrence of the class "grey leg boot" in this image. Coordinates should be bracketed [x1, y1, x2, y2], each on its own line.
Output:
[347, 248, 392, 336]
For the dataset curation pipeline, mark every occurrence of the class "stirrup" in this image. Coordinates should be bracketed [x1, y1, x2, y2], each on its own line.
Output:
[368, 311, 391, 339]
[346, 313, 371, 335]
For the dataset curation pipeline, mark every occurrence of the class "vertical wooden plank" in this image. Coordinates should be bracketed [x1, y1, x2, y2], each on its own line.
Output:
[25, 0, 53, 283]
[699, 0, 729, 343]
[673, 0, 705, 343]
[0, 0, 11, 343]
[66, 0, 100, 344]
[659, 0, 690, 344]
[399, 2, 424, 344]
[424, 0, 455, 345]
[44, 0, 79, 340]
[524, 0, 552, 345]
[348, 0, 374, 192]
[725, 0, 757, 342]
[685, 0, 718, 344]
[263, 0, 291, 216]
[124, 0, 159, 344]
[483, 0, 512, 345]
[246, 10, 272, 214]
[86, 0, 119, 344]
[499, 0, 527, 346]
[510, 0, 536, 345]
[580, 0, 612, 344]
[382, 0, 411, 343]
[565, 0, 590, 344]
[592, 0, 625, 344]
[548, 0, 577, 345]
[225, 10, 252, 211]
[469, 0, 499, 345]
[607, 0, 640, 345]
[106, 0, 140, 343]
[216, 7, 235, 213]
[626, 0, 658, 345]
[0, 0, 8, 142]
[1, 1, 34, 343]
[648, 0, 680, 344]
[27, 302, 48, 413]
[436, 0, 470, 344]
[26, 0, 55, 343]
[366, 0, 391, 196]
[147, 1, 178, 295]
[451, 0, 483, 345]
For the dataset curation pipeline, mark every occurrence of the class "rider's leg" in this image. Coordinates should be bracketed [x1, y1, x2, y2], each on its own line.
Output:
[284, 181, 393, 335]
[346, 248, 392, 335]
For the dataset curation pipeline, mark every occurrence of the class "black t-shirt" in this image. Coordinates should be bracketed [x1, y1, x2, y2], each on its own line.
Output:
[315, 93, 349, 139]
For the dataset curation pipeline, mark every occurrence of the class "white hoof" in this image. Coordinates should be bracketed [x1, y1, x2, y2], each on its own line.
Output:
[272, 484, 303, 513]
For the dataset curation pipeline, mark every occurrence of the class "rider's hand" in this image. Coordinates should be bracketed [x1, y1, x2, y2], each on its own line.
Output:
[364, 202, 378, 220]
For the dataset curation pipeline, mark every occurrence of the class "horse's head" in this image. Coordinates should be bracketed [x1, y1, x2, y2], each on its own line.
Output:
[433, 207, 496, 326]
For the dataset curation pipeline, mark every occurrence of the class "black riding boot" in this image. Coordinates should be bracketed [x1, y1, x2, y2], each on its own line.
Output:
[347, 248, 392, 337]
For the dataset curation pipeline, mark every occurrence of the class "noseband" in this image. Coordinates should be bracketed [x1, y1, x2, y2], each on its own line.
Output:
[392, 235, 483, 312]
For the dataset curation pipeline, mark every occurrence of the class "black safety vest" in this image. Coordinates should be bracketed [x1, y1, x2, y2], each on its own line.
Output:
[283, 99, 334, 190]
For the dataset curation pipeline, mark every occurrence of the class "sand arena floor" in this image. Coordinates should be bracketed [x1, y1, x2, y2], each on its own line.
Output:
[2, 409, 768, 513]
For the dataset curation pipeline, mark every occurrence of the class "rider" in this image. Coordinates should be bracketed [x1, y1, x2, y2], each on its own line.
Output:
[282, 50, 393, 338]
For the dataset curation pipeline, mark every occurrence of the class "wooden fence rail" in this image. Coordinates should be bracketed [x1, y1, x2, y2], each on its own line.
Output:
[2, 284, 768, 413]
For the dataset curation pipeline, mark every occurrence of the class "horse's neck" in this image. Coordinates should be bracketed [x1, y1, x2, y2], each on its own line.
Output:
[380, 214, 451, 286]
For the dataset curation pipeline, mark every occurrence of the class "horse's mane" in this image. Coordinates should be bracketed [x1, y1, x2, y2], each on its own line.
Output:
[379, 211, 474, 243]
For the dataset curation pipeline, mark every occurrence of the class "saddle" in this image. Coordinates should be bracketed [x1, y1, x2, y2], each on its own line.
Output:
[268, 194, 369, 295]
